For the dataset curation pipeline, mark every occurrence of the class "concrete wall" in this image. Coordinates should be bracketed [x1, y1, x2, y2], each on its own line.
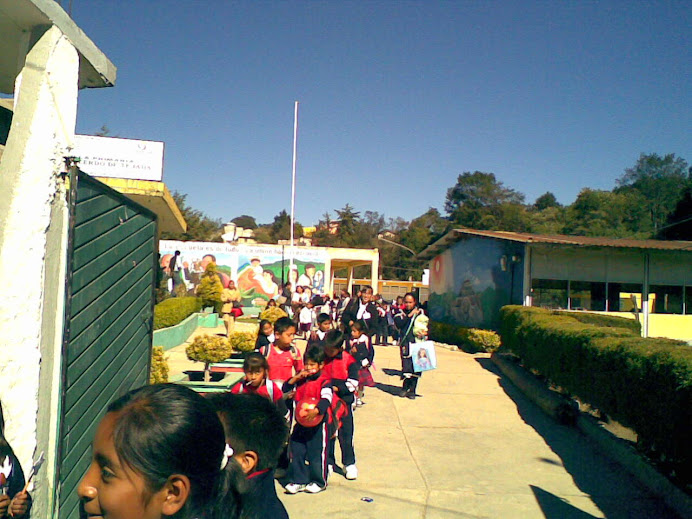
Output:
[0, 26, 77, 518]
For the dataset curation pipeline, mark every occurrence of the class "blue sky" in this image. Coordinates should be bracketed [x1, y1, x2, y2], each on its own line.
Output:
[70, 1, 691, 227]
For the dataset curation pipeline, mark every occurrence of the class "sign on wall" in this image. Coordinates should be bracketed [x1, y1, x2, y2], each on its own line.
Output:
[73, 135, 164, 181]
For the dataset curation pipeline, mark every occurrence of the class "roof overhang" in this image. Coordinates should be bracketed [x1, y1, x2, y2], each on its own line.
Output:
[94, 177, 187, 235]
[0, 0, 116, 94]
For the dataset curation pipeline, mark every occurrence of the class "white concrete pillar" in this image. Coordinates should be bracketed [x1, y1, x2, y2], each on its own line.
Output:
[370, 251, 379, 293]
[0, 26, 78, 518]
[347, 265, 354, 295]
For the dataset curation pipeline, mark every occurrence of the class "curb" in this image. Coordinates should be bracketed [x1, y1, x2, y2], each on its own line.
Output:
[491, 352, 691, 519]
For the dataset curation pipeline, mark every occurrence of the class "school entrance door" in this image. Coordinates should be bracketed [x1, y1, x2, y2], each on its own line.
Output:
[55, 170, 157, 518]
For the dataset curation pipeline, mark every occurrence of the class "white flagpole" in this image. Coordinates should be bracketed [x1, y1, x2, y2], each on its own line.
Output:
[290, 101, 299, 268]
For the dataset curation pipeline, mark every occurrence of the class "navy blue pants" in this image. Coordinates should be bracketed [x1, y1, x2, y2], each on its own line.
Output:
[328, 405, 355, 467]
[287, 422, 329, 487]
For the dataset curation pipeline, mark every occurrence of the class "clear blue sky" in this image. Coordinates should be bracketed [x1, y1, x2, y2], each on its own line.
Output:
[70, 1, 691, 227]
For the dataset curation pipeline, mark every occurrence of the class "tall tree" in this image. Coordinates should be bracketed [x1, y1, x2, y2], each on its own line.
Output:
[445, 171, 525, 230]
[231, 215, 258, 229]
[533, 192, 561, 211]
[658, 187, 692, 240]
[616, 153, 690, 233]
[564, 188, 651, 238]
[161, 192, 224, 242]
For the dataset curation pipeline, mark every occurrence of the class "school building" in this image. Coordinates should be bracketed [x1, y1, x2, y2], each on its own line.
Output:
[419, 229, 692, 342]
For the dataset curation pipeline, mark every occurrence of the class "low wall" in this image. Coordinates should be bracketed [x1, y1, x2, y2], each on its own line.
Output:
[153, 312, 221, 351]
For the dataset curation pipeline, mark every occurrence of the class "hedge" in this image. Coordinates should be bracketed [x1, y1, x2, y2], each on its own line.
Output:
[430, 321, 501, 353]
[153, 297, 202, 330]
[554, 310, 641, 335]
[500, 305, 692, 482]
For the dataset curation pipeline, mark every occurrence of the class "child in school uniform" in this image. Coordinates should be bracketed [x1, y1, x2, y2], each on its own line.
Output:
[298, 302, 314, 338]
[348, 320, 375, 407]
[0, 402, 30, 518]
[322, 330, 360, 480]
[211, 393, 290, 519]
[231, 352, 283, 404]
[282, 347, 333, 494]
[254, 319, 274, 351]
[259, 317, 303, 387]
[306, 313, 332, 354]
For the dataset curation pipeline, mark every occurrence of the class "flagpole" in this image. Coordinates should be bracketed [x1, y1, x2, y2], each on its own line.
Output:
[290, 101, 298, 268]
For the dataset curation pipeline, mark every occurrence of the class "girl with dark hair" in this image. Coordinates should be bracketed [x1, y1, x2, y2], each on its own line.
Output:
[77, 384, 245, 519]
[255, 319, 275, 351]
[394, 292, 425, 399]
[0, 402, 30, 518]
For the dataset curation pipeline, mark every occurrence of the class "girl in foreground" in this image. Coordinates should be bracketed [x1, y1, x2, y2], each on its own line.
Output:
[78, 384, 244, 519]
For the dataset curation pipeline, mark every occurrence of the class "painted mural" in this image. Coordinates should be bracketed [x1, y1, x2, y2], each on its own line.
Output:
[427, 237, 524, 329]
[159, 241, 328, 306]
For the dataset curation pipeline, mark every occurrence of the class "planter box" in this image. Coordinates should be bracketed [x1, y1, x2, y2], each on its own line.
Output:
[183, 370, 227, 383]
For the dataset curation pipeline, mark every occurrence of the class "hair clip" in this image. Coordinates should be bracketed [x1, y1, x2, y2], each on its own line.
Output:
[220, 444, 234, 470]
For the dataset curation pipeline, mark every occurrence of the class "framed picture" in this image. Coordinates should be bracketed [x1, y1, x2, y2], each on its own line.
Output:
[410, 340, 437, 372]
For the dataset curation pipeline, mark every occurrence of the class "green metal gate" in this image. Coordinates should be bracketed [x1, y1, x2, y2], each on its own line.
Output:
[56, 170, 157, 518]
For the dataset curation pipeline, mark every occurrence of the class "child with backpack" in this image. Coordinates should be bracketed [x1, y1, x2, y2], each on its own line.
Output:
[231, 352, 283, 404]
[348, 320, 375, 407]
[259, 316, 303, 387]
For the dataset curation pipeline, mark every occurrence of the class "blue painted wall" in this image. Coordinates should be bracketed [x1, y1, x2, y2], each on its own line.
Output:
[427, 236, 525, 329]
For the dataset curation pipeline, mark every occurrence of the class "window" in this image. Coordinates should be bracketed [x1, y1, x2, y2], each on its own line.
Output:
[569, 281, 606, 311]
[608, 283, 644, 312]
[650, 285, 683, 314]
[531, 279, 568, 309]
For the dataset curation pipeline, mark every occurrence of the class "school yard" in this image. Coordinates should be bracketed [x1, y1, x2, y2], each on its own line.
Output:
[167, 326, 682, 519]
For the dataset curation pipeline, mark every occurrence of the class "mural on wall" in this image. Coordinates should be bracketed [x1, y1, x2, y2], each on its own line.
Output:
[427, 237, 523, 329]
[159, 241, 328, 306]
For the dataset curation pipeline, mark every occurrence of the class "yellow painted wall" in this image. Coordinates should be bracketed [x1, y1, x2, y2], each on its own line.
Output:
[592, 311, 692, 341]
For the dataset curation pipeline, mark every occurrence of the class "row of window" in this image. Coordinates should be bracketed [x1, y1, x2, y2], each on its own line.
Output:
[531, 279, 691, 314]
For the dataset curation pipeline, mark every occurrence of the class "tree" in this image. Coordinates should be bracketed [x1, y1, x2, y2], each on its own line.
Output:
[658, 187, 692, 240]
[161, 192, 224, 242]
[196, 262, 224, 313]
[616, 153, 690, 233]
[231, 215, 258, 229]
[564, 189, 651, 238]
[445, 171, 525, 230]
[534, 192, 561, 211]
[270, 210, 303, 242]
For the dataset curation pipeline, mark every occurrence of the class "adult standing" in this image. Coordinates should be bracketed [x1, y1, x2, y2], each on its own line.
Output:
[220, 280, 242, 337]
[168, 250, 182, 296]
[341, 285, 378, 336]
[394, 292, 424, 399]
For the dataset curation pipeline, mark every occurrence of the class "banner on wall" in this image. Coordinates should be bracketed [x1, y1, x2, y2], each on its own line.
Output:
[159, 241, 328, 306]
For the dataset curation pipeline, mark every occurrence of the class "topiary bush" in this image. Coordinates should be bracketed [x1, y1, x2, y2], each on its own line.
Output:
[196, 262, 224, 314]
[186, 334, 233, 382]
[149, 346, 169, 383]
[555, 310, 641, 335]
[229, 330, 258, 353]
[259, 306, 288, 324]
[153, 297, 202, 330]
[500, 305, 692, 485]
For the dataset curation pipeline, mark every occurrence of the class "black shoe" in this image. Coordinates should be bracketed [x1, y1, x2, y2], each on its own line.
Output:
[399, 388, 409, 398]
[406, 392, 416, 399]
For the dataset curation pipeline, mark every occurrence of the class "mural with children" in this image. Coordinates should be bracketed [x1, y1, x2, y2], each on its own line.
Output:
[160, 241, 328, 307]
[427, 237, 524, 329]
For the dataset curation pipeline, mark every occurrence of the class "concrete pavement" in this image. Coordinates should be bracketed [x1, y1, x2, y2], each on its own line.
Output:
[277, 343, 681, 519]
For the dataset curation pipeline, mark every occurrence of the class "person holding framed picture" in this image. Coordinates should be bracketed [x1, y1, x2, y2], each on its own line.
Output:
[394, 292, 427, 399]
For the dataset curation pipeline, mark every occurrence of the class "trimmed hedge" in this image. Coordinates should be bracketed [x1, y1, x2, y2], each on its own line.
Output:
[555, 311, 641, 335]
[153, 297, 202, 330]
[430, 321, 501, 353]
[500, 305, 692, 481]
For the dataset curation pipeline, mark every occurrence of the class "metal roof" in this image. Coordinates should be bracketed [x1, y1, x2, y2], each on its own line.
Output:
[418, 228, 692, 259]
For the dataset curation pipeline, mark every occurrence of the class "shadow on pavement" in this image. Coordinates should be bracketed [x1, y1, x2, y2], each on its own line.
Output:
[531, 485, 600, 519]
[474, 357, 682, 519]
[374, 382, 402, 396]
[382, 367, 403, 377]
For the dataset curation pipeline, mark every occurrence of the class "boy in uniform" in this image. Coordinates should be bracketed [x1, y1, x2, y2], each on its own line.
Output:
[322, 330, 360, 480]
[259, 316, 303, 387]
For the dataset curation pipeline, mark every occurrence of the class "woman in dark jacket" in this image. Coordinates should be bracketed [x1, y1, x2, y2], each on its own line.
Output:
[393, 292, 424, 399]
[0, 403, 30, 518]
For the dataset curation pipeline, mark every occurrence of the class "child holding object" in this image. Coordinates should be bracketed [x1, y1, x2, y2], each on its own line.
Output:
[0, 402, 30, 518]
[210, 393, 290, 519]
[282, 347, 333, 494]
[77, 384, 245, 519]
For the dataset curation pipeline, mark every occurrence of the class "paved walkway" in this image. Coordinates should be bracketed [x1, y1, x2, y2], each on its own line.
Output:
[276, 343, 681, 519]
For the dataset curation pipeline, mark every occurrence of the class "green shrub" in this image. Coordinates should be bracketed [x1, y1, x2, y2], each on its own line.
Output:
[555, 311, 641, 335]
[149, 346, 169, 384]
[500, 305, 692, 482]
[153, 297, 202, 330]
[429, 321, 501, 353]
[196, 262, 224, 313]
[229, 330, 258, 353]
[259, 306, 288, 324]
[186, 334, 233, 382]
